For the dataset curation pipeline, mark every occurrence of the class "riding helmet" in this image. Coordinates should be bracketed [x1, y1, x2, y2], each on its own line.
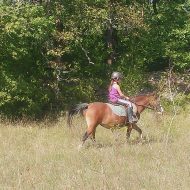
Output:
[111, 72, 123, 80]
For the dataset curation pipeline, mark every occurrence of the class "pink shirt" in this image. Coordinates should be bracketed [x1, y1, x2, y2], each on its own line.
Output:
[108, 86, 121, 103]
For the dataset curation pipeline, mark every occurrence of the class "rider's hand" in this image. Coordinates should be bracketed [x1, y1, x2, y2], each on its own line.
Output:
[125, 96, 129, 100]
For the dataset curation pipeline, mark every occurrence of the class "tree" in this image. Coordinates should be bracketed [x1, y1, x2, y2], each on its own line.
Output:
[0, 3, 55, 118]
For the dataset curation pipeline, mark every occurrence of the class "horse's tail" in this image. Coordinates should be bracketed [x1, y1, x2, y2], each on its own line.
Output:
[67, 103, 89, 127]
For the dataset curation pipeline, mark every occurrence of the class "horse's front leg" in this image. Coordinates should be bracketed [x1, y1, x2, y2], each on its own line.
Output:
[132, 123, 143, 139]
[126, 124, 133, 140]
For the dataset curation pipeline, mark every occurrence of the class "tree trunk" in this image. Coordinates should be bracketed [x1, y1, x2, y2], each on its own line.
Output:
[105, 0, 117, 65]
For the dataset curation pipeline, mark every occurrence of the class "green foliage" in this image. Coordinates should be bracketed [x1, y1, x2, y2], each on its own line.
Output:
[143, 1, 190, 71]
[0, 0, 190, 118]
[0, 3, 55, 118]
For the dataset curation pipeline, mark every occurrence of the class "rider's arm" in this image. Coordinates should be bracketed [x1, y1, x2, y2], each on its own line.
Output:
[115, 84, 130, 100]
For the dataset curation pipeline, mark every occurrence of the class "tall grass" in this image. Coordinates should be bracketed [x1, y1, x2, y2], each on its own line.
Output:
[0, 108, 189, 189]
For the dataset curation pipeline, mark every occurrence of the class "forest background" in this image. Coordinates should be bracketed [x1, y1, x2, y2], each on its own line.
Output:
[0, 0, 190, 119]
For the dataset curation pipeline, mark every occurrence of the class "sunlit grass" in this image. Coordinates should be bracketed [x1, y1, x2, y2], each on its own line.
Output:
[0, 108, 189, 189]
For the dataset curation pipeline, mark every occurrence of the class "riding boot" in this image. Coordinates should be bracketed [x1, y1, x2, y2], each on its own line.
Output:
[127, 107, 134, 124]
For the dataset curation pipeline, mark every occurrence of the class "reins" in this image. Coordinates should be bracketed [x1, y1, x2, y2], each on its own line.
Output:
[135, 103, 155, 110]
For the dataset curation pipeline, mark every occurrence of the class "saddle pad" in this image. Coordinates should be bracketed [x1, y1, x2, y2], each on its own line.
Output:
[106, 103, 138, 117]
[106, 103, 127, 116]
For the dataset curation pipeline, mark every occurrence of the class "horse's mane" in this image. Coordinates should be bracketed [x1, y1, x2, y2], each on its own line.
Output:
[130, 92, 156, 102]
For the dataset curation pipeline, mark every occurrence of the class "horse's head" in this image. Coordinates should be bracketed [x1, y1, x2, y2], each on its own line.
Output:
[148, 92, 164, 114]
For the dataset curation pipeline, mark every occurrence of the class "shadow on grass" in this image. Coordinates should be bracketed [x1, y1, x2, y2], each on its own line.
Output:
[128, 135, 174, 145]
[82, 135, 174, 149]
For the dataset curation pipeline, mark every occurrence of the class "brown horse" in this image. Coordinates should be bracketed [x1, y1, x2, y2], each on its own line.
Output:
[68, 92, 163, 146]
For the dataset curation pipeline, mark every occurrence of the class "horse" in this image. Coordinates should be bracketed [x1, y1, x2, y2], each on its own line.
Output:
[67, 92, 163, 146]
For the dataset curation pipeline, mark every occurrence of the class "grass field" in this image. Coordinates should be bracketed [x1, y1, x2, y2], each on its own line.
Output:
[0, 108, 189, 190]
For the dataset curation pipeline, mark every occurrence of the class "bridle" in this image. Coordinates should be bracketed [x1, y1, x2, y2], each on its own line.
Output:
[130, 100, 163, 112]
[133, 103, 156, 110]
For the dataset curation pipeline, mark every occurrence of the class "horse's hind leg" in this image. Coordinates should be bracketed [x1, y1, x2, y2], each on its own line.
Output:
[82, 126, 96, 145]
[82, 131, 89, 143]
[90, 129, 96, 143]
[78, 132, 90, 150]
[81, 116, 97, 146]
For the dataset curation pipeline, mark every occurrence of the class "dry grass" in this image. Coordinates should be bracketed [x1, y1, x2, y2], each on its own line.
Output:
[0, 109, 190, 190]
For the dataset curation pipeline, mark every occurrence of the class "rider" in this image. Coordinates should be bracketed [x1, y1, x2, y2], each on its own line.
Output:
[108, 71, 134, 124]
